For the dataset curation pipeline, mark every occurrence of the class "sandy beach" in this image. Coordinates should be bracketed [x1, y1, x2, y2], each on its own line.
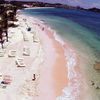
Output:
[0, 13, 88, 100]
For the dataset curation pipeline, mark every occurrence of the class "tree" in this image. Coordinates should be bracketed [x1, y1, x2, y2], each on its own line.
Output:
[2, 10, 8, 42]
[0, 2, 18, 48]
[0, 28, 4, 48]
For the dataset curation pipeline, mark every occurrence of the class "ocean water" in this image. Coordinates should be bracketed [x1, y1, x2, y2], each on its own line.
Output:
[22, 8, 100, 99]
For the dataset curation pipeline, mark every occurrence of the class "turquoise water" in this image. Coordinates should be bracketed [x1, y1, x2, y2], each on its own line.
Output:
[22, 8, 100, 60]
[22, 8, 100, 99]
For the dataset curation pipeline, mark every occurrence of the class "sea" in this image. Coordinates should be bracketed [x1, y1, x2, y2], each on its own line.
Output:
[22, 8, 100, 100]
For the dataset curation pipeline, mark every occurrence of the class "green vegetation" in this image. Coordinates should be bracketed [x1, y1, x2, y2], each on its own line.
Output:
[0, 2, 18, 48]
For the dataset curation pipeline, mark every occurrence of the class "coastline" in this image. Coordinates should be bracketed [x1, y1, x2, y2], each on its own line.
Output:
[24, 7, 55, 10]
[31, 17, 68, 99]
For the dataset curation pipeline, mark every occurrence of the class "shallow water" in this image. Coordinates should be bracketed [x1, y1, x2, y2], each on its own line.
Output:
[22, 8, 100, 99]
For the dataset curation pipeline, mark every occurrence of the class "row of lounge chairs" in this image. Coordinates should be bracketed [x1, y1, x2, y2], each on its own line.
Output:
[0, 52, 26, 68]
[22, 31, 39, 43]
[0, 46, 30, 67]
[15, 46, 30, 67]
[0, 46, 30, 57]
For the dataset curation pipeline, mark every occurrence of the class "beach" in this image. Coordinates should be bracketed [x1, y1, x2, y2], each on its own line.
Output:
[0, 12, 95, 100]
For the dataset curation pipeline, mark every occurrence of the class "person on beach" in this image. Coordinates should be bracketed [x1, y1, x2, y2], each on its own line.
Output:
[32, 74, 36, 81]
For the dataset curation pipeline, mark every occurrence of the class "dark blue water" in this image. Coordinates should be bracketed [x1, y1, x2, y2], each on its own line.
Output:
[23, 8, 100, 37]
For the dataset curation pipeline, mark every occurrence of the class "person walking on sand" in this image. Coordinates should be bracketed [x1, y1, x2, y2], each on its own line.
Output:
[32, 74, 36, 81]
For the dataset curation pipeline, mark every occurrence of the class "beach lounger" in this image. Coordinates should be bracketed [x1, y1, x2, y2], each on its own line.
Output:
[16, 58, 26, 67]
[0, 50, 5, 57]
[8, 34, 13, 38]
[23, 34, 29, 41]
[23, 47, 30, 56]
[8, 50, 16, 57]
[32, 35, 39, 43]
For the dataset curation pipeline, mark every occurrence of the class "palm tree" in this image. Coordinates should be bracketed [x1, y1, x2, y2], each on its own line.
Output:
[14, 6, 17, 15]
[0, 27, 4, 48]
[0, 2, 18, 48]
[11, 6, 17, 21]
[2, 10, 8, 42]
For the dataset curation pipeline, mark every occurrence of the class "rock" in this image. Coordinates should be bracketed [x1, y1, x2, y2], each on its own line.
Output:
[94, 62, 100, 70]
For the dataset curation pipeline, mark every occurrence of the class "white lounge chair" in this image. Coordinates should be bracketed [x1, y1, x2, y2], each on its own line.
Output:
[23, 34, 29, 41]
[8, 50, 16, 57]
[16, 58, 26, 67]
[32, 35, 39, 43]
[8, 34, 13, 38]
[0, 50, 5, 57]
[23, 47, 30, 56]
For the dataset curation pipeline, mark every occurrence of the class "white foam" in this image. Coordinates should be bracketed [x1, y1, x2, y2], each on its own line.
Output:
[65, 49, 77, 79]
[53, 32, 65, 46]
[57, 87, 74, 100]
[56, 41, 81, 100]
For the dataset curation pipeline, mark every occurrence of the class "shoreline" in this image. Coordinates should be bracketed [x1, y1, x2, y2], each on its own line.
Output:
[31, 18, 68, 99]
[30, 15, 82, 99]
[44, 25, 68, 96]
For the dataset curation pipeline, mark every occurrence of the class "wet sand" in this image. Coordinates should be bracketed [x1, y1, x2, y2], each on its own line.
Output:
[53, 39, 68, 96]
[47, 29, 68, 96]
